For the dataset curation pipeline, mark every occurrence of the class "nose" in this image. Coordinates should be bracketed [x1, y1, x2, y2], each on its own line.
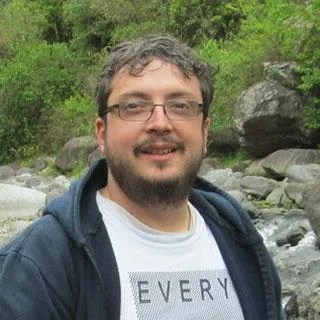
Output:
[144, 105, 173, 133]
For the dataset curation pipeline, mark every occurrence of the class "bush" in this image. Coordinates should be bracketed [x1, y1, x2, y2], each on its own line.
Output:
[0, 41, 78, 163]
[198, 0, 308, 130]
[41, 93, 96, 154]
[295, 0, 320, 129]
[169, 0, 244, 46]
[0, 0, 47, 55]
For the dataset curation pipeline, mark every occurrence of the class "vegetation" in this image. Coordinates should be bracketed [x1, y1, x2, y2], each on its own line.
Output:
[0, 0, 319, 164]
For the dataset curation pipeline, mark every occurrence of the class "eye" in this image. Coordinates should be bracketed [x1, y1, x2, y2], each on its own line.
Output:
[119, 101, 150, 118]
[168, 101, 191, 111]
[122, 101, 144, 110]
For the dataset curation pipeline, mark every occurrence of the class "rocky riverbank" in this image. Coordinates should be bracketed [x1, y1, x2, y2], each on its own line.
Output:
[1, 148, 320, 319]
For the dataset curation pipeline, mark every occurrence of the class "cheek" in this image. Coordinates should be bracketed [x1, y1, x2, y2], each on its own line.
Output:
[184, 124, 206, 146]
[106, 126, 137, 151]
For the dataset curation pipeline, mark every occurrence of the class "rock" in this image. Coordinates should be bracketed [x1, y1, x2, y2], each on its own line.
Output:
[198, 161, 214, 177]
[0, 145, 320, 319]
[46, 188, 66, 205]
[207, 128, 240, 154]
[227, 189, 260, 218]
[0, 220, 33, 245]
[0, 183, 46, 219]
[15, 173, 33, 184]
[263, 61, 299, 89]
[286, 163, 320, 183]
[199, 158, 226, 176]
[244, 158, 267, 177]
[32, 158, 48, 172]
[88, 147, 104, 167]
[16, 167, 33, 175]
[233, 80, 306, 157]
[266, 187, 292, 207]
[302, 185, 320, 246]
[246, 149, 320, 179]
[273, 247, 320, 319]
[275, 220, 311, 247]
[25, 176, 44, 188]
[239, 176, 279, 198]
[285, 181, 316, 207]
[0, 166, 15, 180]
[202, 168, 242, 191]
[52, 175, 70, 189]
[55, 136, 98, 171]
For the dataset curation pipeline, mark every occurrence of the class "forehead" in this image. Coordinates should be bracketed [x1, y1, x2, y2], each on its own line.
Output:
[108, 58, 202, 101]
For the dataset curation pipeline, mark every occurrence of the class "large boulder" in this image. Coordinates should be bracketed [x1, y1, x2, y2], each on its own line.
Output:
[302, 185, 320, 246]
[0, 166, 15, 180]
[0, 183, 46, 219]
[55, 136, 98, 171]
[245, 149, 320, 178]
[207, 128, 240, 154]
[286, 163, 320, 183]
[239, 175, 279, 198]
[263, 61, 299, 89]
[233, 80, 309, 157]
[273, 246, 320, 318]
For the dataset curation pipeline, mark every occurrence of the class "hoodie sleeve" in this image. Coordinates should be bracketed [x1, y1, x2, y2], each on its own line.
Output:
[0, 216, 78, 320]
[0, 251, 74, 320]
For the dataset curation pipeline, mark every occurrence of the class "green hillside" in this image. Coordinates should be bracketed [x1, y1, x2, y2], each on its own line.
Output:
[0, 0, 319, 163]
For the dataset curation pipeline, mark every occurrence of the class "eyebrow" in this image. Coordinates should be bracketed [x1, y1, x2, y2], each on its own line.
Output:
[165, 91, 199, 100]
[117, 91, 151, 101]
[117, 90, 199, 101]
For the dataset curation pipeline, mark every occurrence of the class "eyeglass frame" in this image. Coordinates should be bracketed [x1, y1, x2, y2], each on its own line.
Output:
[102, 100, 204, 121]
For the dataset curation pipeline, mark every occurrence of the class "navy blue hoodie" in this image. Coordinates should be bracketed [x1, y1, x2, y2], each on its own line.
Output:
[0, 159, 284, 319]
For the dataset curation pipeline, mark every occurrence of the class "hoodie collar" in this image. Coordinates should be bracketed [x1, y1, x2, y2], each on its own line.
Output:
[44, 158, 262, 247]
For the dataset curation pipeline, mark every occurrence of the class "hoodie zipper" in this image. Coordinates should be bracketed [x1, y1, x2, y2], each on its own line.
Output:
[83, 244, 108, 320]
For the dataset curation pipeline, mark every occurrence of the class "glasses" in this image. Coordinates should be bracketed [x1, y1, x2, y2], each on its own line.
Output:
[103, 100, 203, 121]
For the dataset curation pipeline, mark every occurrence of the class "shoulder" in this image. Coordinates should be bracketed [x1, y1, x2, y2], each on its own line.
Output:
[0, 214, 81, 279]
[0, 216, 80, 319]
[191, 177, 261, 242]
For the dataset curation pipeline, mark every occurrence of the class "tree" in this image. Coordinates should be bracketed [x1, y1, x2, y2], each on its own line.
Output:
[169, 0, 245, 46]
[0, 42, 78, 162]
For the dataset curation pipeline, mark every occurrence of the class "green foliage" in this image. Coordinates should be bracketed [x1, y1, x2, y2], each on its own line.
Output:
[0, 41, 78, 162]
[62, 0, 113, 52]
[169, 0, 244, 46]
[42, 93, 96, 154]
[253, 200, 275, 209]
[303, 99, 320, 129]
[218, 150, 249, 168]
[253, 199, 298, 210]
[0, 0, 319, 163]
[63, 0, 168, 52]
[29, 0, 71, 43]
[199, 0, 309, 129]
[66, 160, 88, 178]
[111, 20, 168, 45]
[294, 0, 320, 128]
[0, 0, 46, 55]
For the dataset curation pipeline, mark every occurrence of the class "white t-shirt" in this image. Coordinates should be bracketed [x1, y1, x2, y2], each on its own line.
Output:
[97, 192, 244, 320]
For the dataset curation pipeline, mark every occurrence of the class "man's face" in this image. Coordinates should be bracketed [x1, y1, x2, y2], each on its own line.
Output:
[96, 58, 210, 208]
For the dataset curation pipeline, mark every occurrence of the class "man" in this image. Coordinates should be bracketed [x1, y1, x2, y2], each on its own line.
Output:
[0, 36, 284, 319]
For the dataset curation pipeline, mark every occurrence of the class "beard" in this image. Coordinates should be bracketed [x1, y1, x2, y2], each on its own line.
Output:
[105, 138, 204, 210]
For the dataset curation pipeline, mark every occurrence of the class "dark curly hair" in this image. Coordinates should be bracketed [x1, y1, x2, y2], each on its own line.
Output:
[95, 35, 217, 119]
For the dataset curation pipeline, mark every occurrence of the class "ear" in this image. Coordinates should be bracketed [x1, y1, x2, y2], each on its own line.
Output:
[96, 117, 106, 154]
[202, 117, 210, 157]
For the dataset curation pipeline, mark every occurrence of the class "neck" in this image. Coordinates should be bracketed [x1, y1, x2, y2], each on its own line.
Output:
[100, 178, 191, 233]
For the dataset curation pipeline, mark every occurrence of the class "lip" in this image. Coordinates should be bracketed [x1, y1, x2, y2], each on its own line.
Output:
[141, 149, 177, 162]
[138, 143, 178, 162]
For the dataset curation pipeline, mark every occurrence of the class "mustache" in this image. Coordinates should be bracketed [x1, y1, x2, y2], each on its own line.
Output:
[133, 137, 185, 156]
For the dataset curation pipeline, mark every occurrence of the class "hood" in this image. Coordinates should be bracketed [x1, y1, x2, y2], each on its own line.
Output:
[43, 159, 108, 247]
[43, 158, 262, 247]
[191, 176, 263, 245]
